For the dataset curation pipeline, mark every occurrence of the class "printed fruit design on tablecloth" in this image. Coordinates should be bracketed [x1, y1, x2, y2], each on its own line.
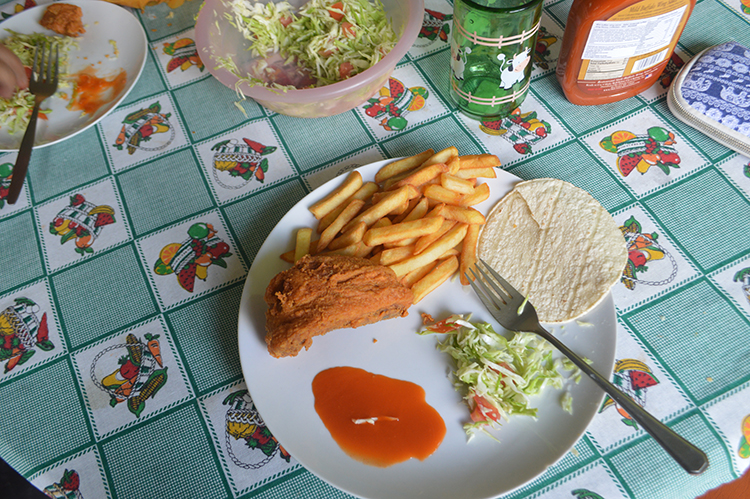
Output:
[43, 469, 81, 499]
[533, 26, 557, 71]
[619, 216, 677, 290]
[154, 223, 233, 292]
[364, 77, 428, 131]
[417, 9, 451, 44]
[0, 297, 52, 374]
[739, 414, 750, 458]
[49, 194, 115, 255]
[223, 389, 291, 467]
[599, 358, 659, 429]
[742, 0, 750, 14]
[113, 102, 174, 155]
[211, 138, 277, 185]
[163, 38, 204, 73]
[659, 52, 685, 89]
[95, 332, 167, 418]
[733, 267, 750, 306]
[0, 162, 12, 207]
[600, 126, 681, 177]
[479, 107, 551, 155]
[1, 0, 36, 19]
[571, 490, 604, 499]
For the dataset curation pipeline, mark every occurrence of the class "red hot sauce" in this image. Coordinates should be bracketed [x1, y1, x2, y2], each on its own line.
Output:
[312, 366, 446, 467]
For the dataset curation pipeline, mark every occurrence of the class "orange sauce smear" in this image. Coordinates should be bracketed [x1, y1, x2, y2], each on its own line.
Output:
[69, 66, 128, 115]
[312, 366, 446, 467]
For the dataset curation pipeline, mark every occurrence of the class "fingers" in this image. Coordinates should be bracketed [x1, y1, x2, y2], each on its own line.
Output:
[0, 45, 28, 99]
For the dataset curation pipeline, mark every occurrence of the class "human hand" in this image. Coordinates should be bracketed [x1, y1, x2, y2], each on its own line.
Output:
[0, 44, 28, 100]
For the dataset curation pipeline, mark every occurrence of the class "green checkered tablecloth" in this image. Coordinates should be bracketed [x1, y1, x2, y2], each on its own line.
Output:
[1, 0, 749, 497]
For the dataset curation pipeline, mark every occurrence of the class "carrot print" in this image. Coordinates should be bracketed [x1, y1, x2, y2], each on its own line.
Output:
[145, 333, 162, 366]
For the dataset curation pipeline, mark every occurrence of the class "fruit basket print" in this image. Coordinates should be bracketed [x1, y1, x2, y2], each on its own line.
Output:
[154, 223, 233, 293]
[90, 332, 167, 418]
[600, 127, 681, 177]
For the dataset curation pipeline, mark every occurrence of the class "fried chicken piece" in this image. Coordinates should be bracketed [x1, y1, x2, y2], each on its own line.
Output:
[265, 254, 413, 358]
[40, 4, 85, 38]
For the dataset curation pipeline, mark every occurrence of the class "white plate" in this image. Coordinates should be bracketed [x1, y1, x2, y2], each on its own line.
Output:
[0, 0, 147, 150]
[237, 160, 617, 499]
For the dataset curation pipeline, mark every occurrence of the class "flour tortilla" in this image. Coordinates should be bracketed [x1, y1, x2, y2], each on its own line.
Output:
[477, 178, 627, 323]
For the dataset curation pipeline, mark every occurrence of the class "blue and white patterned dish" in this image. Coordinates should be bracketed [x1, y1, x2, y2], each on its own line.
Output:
[668, 41, 750, 157]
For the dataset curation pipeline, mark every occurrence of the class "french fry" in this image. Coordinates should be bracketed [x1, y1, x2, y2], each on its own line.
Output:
[388, 223, 468, 278]
[460, 182, 490, 207]
[363, 216, 444, 247]
[328, 221, 367, 251]
[411, 255, 459, 303]
[441, 205, 486, 225]
[439, 248, 460, 259]
[414, 219, 456, 255]
[344, 185, 415, 231]
[372, 217, 392, 228]
[317, 199, 365, 251]
[391, 162, 449, 190]
[326, 242, 358, 257]
[374, 149, 434, 183]
[354, 241, 374, 258]
[309, 171, 363, 219]
[424, 184, 464, 205]
[440, 173, 475, 195]
[454, 167, 497, 180]
[459, 223, 480, 285]
[400, 261, 438, 288]
[379, 244, 417, 266]
[369, 251, 382, 264]
[317, 181, 379, 232]
[281, 239, 318, 262]
[422, 146, 458, 167]
[447, 155, 461, 175]
[392, 197, 422, 224]
[459, 154, 501, 170]
[294, 228, 313, 262]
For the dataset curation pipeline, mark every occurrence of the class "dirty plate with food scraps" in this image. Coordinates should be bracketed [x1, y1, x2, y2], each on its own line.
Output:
[0, 0, 147, 151]
[238, 159, 617, 499]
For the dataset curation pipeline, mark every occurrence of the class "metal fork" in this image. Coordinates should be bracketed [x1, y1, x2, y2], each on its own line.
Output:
[467, 258, 709, 475]
[7, 42, 59, 205]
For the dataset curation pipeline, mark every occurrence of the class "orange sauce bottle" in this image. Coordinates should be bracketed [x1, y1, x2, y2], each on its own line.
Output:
[556, 0, 695, 105]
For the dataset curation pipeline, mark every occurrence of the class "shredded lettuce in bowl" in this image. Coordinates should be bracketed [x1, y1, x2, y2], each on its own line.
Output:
[419, 314, 580, 440]
[0, 31, 77, 134]
[224, 0, 398, 89]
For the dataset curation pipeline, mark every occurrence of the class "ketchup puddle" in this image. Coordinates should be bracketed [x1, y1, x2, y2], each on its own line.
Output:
[312, 366, 446, 467]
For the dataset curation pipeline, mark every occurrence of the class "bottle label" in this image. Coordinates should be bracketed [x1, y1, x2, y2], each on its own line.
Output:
[577, 0, 690, 87]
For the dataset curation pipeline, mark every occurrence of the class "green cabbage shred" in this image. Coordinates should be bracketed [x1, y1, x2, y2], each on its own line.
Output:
[0, 31, 77, 134]
[223, 0, 398, 89]
[419, 314, 579, 440]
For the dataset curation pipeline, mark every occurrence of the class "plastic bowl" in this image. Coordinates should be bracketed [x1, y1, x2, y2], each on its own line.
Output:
[195, 0, 424, 118]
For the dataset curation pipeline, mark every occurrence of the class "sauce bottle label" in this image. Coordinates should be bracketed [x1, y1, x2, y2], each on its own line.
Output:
[576, 0, 691, 91]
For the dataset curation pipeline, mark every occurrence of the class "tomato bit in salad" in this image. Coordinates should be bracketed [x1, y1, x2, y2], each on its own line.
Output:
[419, 314, 581, 440]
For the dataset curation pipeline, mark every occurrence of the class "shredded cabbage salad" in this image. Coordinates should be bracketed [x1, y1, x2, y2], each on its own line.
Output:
[224, 0, 398, 89]
[0, 31, 77, 134]
[419, 314, 580, 440]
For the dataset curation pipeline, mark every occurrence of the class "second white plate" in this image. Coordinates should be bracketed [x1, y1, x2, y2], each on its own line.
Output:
[238, 159, 617, 499]
[0, 0, 147, 150]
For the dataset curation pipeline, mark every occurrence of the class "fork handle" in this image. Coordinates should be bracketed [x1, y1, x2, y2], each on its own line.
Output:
[6, 99, 42, 204]
[534, 325, 709, 475]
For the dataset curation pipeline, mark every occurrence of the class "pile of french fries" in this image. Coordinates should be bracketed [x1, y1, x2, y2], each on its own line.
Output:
[280, 147, 500, 303]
